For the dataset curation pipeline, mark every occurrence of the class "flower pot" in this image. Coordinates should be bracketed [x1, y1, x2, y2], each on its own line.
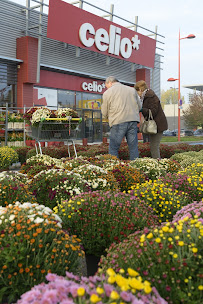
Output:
[26, 139, 31, 146]
[25, 139, 35, 147]
[7, 122, 14, 129]
[40, 142, 45, 147]
[83, 138, 88, 146]
[47, 141, 55, 147]
[7, 141, 14, 147]
[13, 122, 20, 129]
[30, 140, 36, 147]
[85, 254, 101, 277]
[14, 141, 21, 147]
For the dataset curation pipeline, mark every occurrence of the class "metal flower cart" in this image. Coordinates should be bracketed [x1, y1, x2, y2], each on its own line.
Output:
[30, 117, 82, 157]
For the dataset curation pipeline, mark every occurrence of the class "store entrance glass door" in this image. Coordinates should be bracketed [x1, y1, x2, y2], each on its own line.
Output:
[82, 109, 102, 143]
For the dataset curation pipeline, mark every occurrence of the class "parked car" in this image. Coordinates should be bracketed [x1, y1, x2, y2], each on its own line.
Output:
[163, 130, 176, 136]
[194, 129, 203, 136]
[180, 130, 194, 136]
[172, 129, 193, 136]
[171, 129, 178, 136]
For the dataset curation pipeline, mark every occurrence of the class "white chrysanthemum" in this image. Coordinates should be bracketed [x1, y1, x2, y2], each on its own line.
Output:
[31, 107, 51, 125]
[9, 215, 15, 221]
[53, 214, 62, 223]
[0, 207, 7, 215]
[57, 222, 62, 228]
[34, 217, 44, 224]
[19, 202, 33, 209]
[26, 154, 64, 169]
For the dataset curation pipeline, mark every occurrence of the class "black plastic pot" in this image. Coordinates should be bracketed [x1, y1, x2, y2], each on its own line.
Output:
[85, 254, 101, 277]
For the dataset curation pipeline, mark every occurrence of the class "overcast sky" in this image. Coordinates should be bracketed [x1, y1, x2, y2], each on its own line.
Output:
[11, 0, 202, 102]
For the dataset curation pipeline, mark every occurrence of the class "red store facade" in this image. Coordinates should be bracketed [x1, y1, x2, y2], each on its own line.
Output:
[0, 0, 164, 142]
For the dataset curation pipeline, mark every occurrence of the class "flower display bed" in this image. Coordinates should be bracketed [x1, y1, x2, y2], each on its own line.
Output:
[0, 145, 203, 304]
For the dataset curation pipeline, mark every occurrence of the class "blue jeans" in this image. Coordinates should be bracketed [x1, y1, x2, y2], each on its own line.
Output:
[109, 121, 139, 160]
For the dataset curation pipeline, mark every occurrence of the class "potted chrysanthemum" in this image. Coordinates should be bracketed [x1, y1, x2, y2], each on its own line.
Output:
[0, 201, 84, 303]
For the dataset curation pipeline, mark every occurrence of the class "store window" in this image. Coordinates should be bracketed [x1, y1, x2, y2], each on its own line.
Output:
[77, 92, 102, 110]
[58, 90, 75, 108]
[75, 91, 82, 109]
[0, 84, 13, 106]
[0, 61, 16, 107]
[34, 87, 57, 109]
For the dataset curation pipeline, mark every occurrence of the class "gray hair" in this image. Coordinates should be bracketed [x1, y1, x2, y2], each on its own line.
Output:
[105, 76, 119, 84]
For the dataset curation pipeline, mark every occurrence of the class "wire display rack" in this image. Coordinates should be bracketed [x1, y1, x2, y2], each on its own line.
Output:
[30, 117, 82, 157]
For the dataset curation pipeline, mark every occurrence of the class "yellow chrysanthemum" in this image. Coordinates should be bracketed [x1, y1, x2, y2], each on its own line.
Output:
[107, 268, 116, 277]
[146, 233, 153, 239]
[77, 287, 85, 296]
[108, 276, 116, 284]
[127, 268, 139, 277]
[129, 278, 144, 290]
[178, 241, 184, 246]
[96, 287, 104, 295]
[110, 291, 120, 300]
[90, 294, 101, 303]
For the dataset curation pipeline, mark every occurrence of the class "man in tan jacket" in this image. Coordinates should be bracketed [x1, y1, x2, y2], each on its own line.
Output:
[102, 76, 142, 160]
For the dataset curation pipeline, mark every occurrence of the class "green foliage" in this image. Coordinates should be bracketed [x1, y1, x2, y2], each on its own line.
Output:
[0, 202, 83, 303]
[29, 169, 91, 209]
[63, 156, 93, 171]
[56, 191, 159, 256]
[99, 219, 203, 304]
[0, 146, 18, 170]
[16, 268, 166, 304]
[72, 163, 119, 191]
[0, 171, 35, 207]
[12, 147, 32, 165]
[161, 88, 184, 107]
[172, 200, 203, 222]
[20, 154, 65, 177]
[132, 181, 190, 222]
[129, 158, 181, 181]
[111, 163, 145, 192]
[21, 162, 55, 178]
[183, 93, 203, 128]
[158, 171, 203, 203]
[170, 150, 203, 167]
[130, 157, 161, 180]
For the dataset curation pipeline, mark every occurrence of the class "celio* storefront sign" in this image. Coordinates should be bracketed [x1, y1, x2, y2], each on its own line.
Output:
[79, 23, 141, 59]
[82, 81, 105, 93]
[47, 0, 156, 68]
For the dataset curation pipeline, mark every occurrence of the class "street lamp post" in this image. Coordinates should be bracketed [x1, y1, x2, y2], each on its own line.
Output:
[167, 31, 195, 141]
[167, 78, 178, 134]
[170, 86, 178, 131]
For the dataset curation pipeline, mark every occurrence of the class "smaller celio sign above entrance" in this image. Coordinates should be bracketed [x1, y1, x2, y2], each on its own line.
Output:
[47, 0, 156, 68]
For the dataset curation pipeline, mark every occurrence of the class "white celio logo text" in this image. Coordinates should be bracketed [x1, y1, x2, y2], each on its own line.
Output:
[82, 81, 105, 92]
[79, 23, 140, 59]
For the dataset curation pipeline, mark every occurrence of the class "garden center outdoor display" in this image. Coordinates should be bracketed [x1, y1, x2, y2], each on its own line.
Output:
[0, 142, 202, 304]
